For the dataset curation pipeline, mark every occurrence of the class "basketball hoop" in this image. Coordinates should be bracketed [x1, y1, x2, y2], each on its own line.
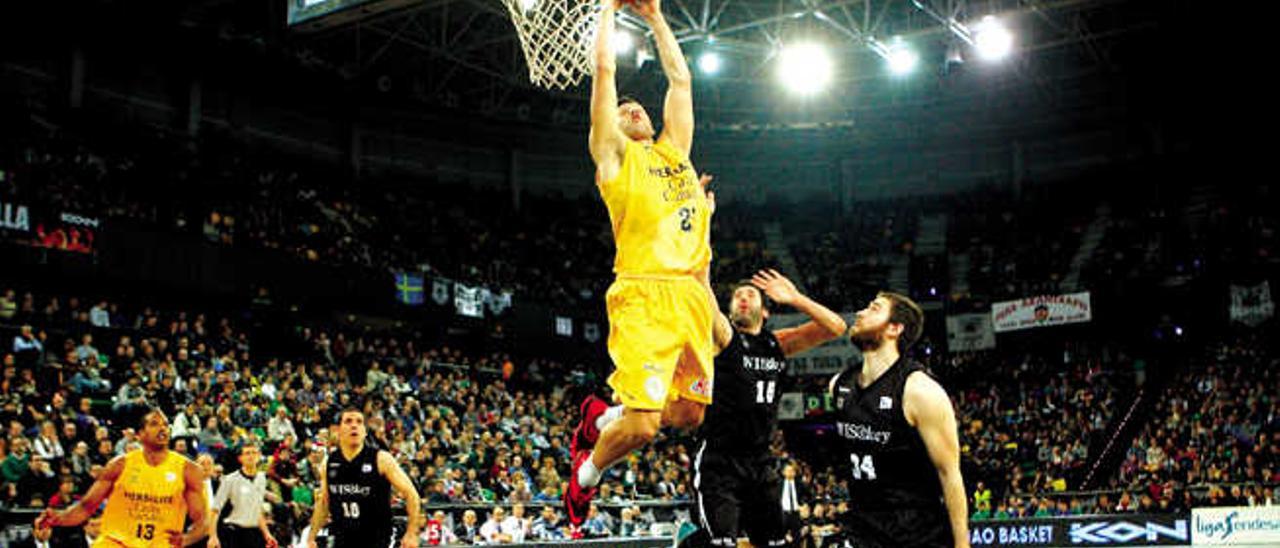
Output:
[500, 0, 600, 89]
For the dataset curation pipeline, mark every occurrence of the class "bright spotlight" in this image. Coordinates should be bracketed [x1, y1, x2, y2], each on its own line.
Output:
[777, 42, 833, 95]
[886, 38, 918, 75]
[612, 31, 634, 55]
[973, 16, 1013, 61]
[697, 52, 722, 75]
[518, 0, 537, 12]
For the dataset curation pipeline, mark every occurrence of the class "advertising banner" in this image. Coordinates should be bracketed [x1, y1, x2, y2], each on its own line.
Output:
[1192, 505, 1280, 545]
[969, 514, 1188, 547]
[2, 203, 99, 254]
[769, 312, 858, 376]
[1, 200, 30, 233]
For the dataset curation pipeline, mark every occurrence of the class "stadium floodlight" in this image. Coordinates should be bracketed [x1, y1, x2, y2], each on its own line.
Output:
[973, 16, 1013, 61]
[777, 42, 833, 95]
[518, 0, 537, 13]
[612, 31, 634, 55]
[697, 51, 723, 75]
[886, 37, 918, 75]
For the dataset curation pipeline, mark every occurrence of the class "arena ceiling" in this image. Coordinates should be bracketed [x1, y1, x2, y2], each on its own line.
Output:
[162, 0, 1178, 130]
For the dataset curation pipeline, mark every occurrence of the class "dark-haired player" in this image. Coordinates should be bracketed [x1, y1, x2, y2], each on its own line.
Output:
[827, 292, 969, 548]
[685, 269, 846, 547]
[307, 408, 422, 548]
[35, 407, 210, 548]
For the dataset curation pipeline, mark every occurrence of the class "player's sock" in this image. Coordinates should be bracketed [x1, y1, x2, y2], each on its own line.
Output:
[595, 405, 624, 432]
[577, 453, 602, 488]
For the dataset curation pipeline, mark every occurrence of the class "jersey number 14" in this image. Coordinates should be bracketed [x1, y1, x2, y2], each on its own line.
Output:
[849, 453, 878, 480]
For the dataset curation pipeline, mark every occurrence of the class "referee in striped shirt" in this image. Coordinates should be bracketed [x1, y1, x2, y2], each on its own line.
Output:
[210, 442, 279, 548]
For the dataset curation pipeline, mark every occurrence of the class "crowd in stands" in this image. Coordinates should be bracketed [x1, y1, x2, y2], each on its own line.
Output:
[1112, 334, 1278, 512]
[956, 333, 1278, 521]
[945, 345, 1125, 506]
[0, 286, 697, 545]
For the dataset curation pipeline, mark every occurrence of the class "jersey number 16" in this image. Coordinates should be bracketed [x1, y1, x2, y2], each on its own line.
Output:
[755, 380, 777, 404]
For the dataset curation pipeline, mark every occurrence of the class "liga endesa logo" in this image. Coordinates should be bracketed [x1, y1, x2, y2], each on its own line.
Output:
[1195, 509, 1280, 541]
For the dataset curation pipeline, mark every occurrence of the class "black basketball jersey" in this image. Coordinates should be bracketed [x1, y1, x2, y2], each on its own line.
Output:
[831, 357, 947, 511]
[325, 444, 393, 543]
[699, 329, 788, 455]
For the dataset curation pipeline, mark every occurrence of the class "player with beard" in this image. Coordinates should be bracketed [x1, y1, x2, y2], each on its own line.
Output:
[826, 292, 968, 548]
[34, 407, 210, 548]
[684, 270, 846, 548]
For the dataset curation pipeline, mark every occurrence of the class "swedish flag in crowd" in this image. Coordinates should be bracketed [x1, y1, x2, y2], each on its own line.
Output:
[394, 272, 425, 305]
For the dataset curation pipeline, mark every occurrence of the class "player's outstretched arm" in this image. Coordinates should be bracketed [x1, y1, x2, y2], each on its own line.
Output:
[589, 0, 628, 181]
[695, 173, 732, 352]
[180, 460, 211, 547]
[380, 451, 422, 548]
[752, 269, 847, 357]
[35, 454, 124, 529]
[631, 0, 693, 155]
[705, 271, 732, 353]
[904, 372, 970, 548]
[306, 456, 331, 548]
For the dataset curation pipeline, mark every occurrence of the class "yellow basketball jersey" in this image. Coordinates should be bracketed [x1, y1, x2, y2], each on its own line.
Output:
[599, 139, 712, 277]
[96, 450, 189, 548]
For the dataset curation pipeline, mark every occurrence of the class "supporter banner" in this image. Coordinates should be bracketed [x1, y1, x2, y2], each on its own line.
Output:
[1230, 281, 1275, 327]
[486, 290, 513, 316]
[432, 278, 451, 305]
[991, 292, 1092, 333]
[394, 272, 425, 305]
[770, 313, 858, 376]
[454, 284, 485, 318]
[1192, 505, 1280, 545]
[947, 313, 996, 351]
[970, 514, 1188, 547]
[554, 316, 573, 337]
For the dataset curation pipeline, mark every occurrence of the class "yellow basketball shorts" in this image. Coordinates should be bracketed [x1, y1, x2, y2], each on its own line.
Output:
[605, 276, 715, 411]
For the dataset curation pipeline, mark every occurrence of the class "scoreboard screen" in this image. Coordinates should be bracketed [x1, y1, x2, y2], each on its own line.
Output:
[288, 0, 422, 30]
[287, 0, 366, 26]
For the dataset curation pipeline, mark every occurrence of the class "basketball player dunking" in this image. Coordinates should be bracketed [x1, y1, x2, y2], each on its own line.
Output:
[827, 293, 969, 548]
[564, 0, 715, 527]
[684, 270, 847, 548]
[34, 407, 210, 548]
[307, 408, 422, 548]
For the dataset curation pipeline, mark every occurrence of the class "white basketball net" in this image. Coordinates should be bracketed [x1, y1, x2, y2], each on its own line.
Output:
[500, 0, 601, 89]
